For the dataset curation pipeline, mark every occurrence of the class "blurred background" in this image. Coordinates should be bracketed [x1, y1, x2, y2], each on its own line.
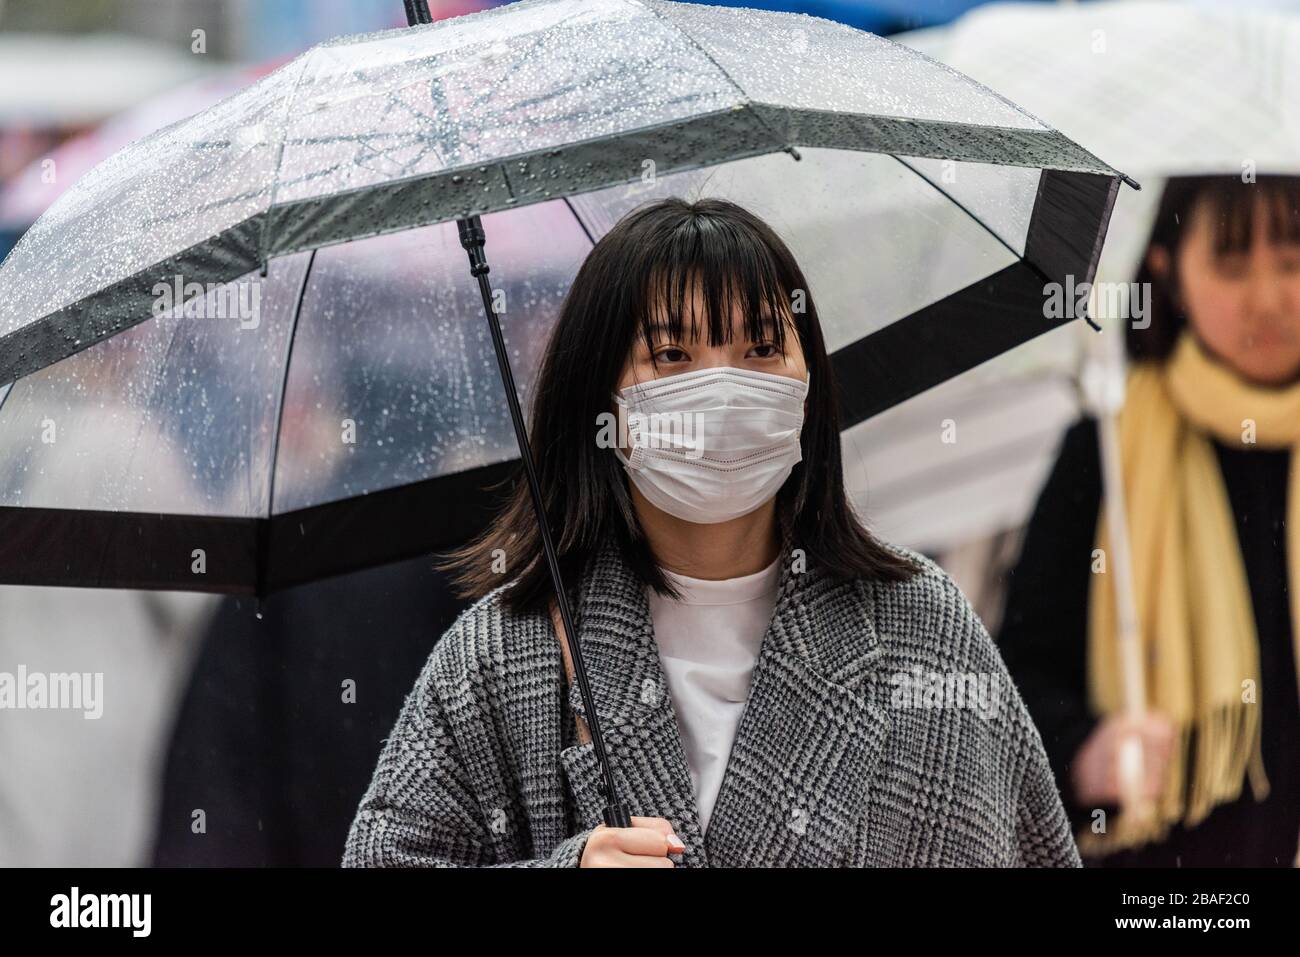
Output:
[1, 0, 1296, 867]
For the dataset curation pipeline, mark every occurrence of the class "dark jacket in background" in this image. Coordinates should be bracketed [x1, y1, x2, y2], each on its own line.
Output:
[152, 555, 469, 866]
[997, 415, 1300, 867]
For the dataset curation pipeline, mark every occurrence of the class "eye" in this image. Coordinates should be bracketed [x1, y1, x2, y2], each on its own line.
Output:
[654, 346, 690, 363]
[1213, 254, 1249, 279]
[747, 342, 780, 359]
[1276, 246, 1300, 272]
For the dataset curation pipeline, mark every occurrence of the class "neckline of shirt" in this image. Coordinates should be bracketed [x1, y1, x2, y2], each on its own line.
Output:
[655, 555, 782, 606]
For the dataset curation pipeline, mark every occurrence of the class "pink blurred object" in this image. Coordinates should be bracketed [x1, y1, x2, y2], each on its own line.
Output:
[0, 62, 280, 230]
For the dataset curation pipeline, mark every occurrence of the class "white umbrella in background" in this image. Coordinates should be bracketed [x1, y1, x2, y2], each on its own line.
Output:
[0, 63, 273, 234]
[0, 34, 212, 127]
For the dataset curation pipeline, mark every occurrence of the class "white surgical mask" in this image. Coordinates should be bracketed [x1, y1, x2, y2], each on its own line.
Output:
[612, 366, 810, 524]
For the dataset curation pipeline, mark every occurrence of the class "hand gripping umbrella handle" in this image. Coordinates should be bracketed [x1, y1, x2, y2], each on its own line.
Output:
[456, 215, 632, 832]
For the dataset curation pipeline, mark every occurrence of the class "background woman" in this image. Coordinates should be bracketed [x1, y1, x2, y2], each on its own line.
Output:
[999, 175, 1300, 866]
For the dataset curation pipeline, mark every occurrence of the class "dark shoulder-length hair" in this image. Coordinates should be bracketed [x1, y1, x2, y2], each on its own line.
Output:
[437, 196, 921, 615]
[1128, 174, 1300, 362]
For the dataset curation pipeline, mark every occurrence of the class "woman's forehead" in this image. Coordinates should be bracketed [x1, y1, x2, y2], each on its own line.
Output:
[647, 288, 787, 331]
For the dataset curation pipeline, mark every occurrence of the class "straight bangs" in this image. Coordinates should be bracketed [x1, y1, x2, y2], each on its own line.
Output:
[633, 213, 794, 365]
[1199, 175, 1300, 256]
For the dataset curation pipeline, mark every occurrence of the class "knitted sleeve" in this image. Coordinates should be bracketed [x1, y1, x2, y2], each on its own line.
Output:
[947, 571, 1083, 867]
[892, 550, 1084, 867]
[1011, 697, 1085, 868]
[341, 628, 594, 868]
[916, 540, 1085, 866]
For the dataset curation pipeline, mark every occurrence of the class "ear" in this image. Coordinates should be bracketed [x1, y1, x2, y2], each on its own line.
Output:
[1147, 244, 1172, 282]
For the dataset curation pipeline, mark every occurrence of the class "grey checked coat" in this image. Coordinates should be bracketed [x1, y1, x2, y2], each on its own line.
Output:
[342, 537, 1081, 867]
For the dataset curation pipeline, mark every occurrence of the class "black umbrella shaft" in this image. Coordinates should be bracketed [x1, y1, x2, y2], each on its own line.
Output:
[456, 216, 631, 831]
[404, 1, 431, 26]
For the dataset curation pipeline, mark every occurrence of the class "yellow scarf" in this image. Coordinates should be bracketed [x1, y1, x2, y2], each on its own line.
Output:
[1081, 329, 1300, 857]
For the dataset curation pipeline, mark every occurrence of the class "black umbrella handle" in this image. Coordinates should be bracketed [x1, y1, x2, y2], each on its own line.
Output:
[456, 216, 632, 832]
[408, 0, 631, 836]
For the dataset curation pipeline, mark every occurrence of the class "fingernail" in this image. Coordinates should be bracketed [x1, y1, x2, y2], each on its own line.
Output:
[667, 833, 686, 851]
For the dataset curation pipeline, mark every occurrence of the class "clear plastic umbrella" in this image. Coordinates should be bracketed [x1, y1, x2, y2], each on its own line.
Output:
[0, 0, 1129, 827]
[0, 0, 1129, 588]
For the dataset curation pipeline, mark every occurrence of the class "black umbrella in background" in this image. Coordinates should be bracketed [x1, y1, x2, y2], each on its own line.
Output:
[152, 551, 472, 866]
[0, 0, 1132, 827]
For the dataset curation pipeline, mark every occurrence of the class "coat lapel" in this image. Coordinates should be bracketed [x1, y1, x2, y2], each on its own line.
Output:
[704, 557, 891, 866]
[558, 537, 890, 868]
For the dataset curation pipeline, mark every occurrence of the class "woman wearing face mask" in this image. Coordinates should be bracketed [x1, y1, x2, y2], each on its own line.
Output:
[343, 197, 1078, 868]
[998, 175, 1300, 866]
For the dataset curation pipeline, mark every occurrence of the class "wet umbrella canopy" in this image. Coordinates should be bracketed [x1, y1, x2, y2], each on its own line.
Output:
[0, 0, 1130, 833]
[0, 0, 1127, 596]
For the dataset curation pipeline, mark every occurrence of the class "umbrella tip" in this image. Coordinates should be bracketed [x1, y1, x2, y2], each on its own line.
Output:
[1119, 172, 1142, 192]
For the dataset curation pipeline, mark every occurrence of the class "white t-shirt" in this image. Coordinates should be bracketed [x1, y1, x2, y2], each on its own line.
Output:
[646, 555, 781, 835]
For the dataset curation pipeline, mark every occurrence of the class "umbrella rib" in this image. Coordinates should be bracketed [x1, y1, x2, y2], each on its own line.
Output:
[353, 128, 441, 179]
[642, 5, 785, 152]
[270, 83, 449, 196]
[260, 51, 319, 268]
[127, 189, 268, 233]
[278, 48, 482, 194]
[890, 155, 1023, 262]
[637, 1, 794, 155]
[635, 0, 802, 156]
[263, 249, 317, 526]
[356, 81, 448, 174]
[561, 195, 598, 247]
[122, 313, 190, 487]
[378, 69, 456, 166]
[636, 0, 746, 102]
